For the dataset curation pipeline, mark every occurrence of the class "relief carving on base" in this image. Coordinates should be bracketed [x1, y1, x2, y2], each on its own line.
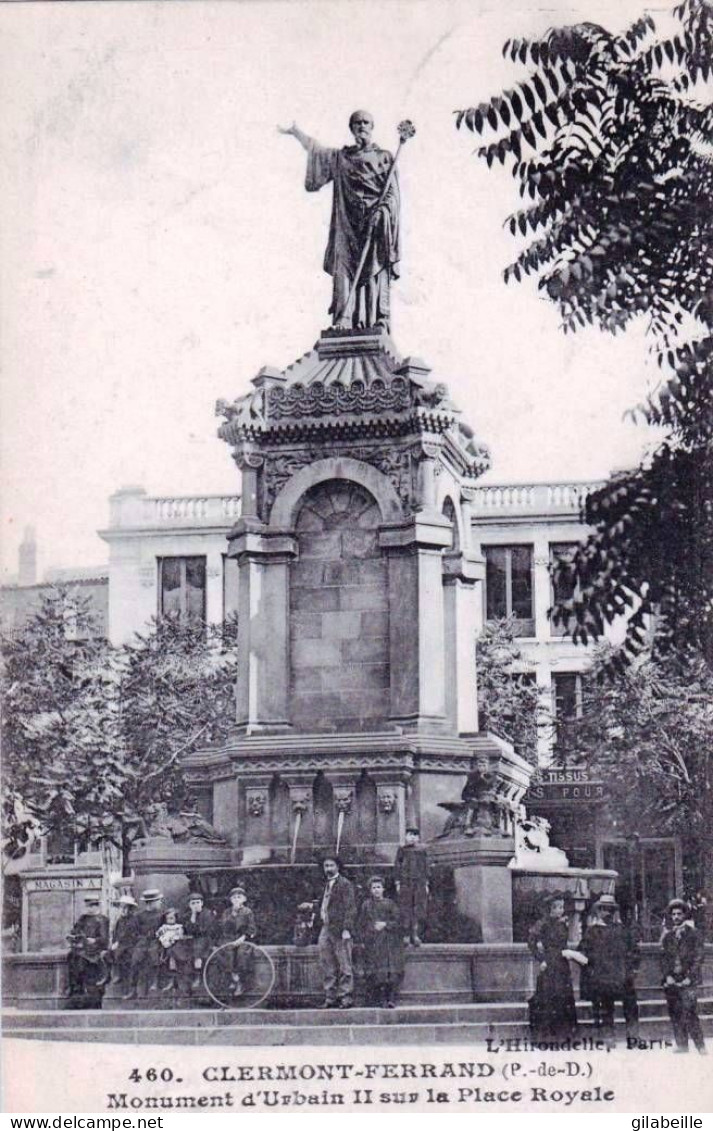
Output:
[261, 443, 418, 520]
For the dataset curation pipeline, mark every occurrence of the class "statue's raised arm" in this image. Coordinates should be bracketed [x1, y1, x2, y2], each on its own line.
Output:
[280, 110, 413, 332]
[277, 122, 312, 152]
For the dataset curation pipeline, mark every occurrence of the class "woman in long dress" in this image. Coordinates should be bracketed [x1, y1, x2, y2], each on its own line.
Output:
[528, 894, 579, 1041]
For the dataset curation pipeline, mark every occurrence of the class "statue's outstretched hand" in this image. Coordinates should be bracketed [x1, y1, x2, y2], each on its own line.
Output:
[277, 123, 310, 150]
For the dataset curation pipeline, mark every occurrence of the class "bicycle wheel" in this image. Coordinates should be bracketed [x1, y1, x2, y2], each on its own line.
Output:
[203, 941, 276, 1009]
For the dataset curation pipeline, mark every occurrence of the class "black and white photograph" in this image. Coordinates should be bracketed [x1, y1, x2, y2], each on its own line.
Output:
[1, 0, 712, 1115]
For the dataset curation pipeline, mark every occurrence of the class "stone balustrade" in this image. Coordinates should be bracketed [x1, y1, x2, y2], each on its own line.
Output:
[107, 482, 603, 532]
[470, 480, 604, 517]
[108, 486, 241, 529]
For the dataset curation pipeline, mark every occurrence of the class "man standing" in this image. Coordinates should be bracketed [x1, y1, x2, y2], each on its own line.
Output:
[127, 889, 164, 999]
[109, 894, 139, 995]
[279, 112, 400, 331]
[661, 898, 707, 1054]
[318, 856, 356, 1009]
[394, 827, 429, 946]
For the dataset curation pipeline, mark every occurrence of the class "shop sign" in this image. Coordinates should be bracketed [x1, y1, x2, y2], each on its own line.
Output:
[528, 769, 605, 803]
[25, 877, 102, 893]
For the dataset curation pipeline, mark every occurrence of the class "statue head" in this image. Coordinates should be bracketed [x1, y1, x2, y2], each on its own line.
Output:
[349, 109, 374, 147]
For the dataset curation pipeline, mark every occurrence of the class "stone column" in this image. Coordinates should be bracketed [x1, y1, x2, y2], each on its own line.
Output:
[442, 551, 484, 735]
[533, 530, 552, 642]
[231, 443, 265, 520]
[205, 551, 224, 626]
[228, 521, 297, 733]
[380, 516, 452, 731]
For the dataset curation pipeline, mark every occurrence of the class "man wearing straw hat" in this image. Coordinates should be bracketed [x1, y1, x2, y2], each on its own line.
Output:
[279, 112, 414, 331]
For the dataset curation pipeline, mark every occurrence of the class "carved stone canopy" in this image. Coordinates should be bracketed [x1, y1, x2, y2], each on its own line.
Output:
[216, 328, 490, 524]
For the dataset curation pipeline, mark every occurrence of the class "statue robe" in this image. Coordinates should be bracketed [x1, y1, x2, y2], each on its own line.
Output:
[305, 140, 400, 329]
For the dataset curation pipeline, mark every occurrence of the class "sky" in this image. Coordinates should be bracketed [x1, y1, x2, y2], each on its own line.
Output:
[0, 0, 665, 579]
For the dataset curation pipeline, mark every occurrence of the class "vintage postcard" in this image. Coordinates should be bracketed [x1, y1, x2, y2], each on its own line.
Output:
[1, 0, 711, 1116]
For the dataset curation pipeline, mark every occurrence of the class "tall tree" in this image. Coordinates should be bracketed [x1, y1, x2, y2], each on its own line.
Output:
[457, 0, 713, 667]
[561, 648, 713, 893]
[1, 592, 238, 884]
[1, 589, 124, 880]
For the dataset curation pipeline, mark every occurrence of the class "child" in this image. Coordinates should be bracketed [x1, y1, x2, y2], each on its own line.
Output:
[357, 876, 404, 1008]
[156, 908, 189, 994]
[394, 827, 429, 945]
[181, 891, 216, 991]
[219, 886, 257, 997]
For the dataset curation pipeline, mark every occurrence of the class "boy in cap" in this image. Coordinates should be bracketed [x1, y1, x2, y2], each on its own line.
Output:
[109, 894, 139, 994]
[181, 891, 216, 992]
[218, 886, 257, 997]
[661, 898, 707, 1054]
[394, 827, 428, 945]
[127, 889, 164, 999]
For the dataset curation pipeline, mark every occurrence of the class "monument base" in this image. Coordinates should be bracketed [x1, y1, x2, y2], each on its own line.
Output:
[427, 836, 516, 943]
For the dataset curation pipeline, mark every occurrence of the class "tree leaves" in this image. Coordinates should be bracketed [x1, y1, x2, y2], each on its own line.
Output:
[1, 597, 238, 869]
[457, 0, 713, 666]
[560, 648, 713, 887]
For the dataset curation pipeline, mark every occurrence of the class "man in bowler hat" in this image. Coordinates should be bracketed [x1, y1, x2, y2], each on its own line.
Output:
[318, 856, 356, 1008]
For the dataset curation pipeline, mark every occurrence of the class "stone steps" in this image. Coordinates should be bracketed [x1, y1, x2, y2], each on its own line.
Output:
[4, 999, 712, 1046]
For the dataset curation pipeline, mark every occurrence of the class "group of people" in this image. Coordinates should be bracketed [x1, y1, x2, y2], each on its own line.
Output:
[66, 826, 430, 1010]
[66, 838, 707, 1044]
[66, 884, 258, 1005]
[314, 828, 428, 1010]
[528, 892, 707, 1054]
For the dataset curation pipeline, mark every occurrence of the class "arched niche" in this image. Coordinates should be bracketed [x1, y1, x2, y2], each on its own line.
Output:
[270, 457, 402, 529]
[441, 495, 461, 553]
[289, 479, 390, 731]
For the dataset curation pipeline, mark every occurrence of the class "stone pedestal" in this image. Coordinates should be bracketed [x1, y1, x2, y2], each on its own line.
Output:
[130, 840, 234, 905]
[183, 328, 518, 890]
[428, 836, 516, 943]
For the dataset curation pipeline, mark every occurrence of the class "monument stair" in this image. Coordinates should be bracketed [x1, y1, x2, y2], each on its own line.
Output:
[4, 995, 712, 1046]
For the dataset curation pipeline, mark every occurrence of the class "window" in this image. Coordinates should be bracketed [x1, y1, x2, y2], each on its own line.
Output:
[552, 671, 583, 757]
[484, 545, 534, 634]
[549, 542, 579, 636]
[158, 557, 206, 620]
